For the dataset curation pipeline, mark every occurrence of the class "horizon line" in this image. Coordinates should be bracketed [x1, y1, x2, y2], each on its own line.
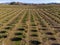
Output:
[0, 1, 60, 4]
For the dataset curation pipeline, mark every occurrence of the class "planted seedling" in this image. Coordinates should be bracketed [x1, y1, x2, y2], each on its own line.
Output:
[11, 37, 22, 41]
[5, 26, 11, 29]
[30, 40, 41, 45]
[30, 34, 38, 37]
[2, 35, 7, 38]
[31, 30, 37, 32]
[48, 37, 56, 41]
[15, 32, 23, 36]
[18, 27, 25, 31]
[0, 35, 7, 38]
[0, 31, 6, 33]
[45, 32, 53, 35]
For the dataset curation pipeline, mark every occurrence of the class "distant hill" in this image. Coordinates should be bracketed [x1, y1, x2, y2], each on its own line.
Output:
[0, 2, 60, 5]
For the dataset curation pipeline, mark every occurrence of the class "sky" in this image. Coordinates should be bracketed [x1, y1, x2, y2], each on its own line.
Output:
[0, 0, 60, 4]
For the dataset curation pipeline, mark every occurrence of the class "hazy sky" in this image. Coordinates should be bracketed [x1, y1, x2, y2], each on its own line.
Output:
[0, 0, 60, 4]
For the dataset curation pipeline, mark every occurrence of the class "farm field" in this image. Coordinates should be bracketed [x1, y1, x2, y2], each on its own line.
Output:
[0, 5, 60, 45]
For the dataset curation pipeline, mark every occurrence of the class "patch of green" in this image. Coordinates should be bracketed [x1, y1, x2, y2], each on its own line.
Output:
[14, 41, 21, 45]
[31, 22, 36, 26]
[22, 12, 28, 23]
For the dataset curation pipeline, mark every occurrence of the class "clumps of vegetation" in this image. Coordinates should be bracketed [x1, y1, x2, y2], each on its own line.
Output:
[0, 31, 6, 33]
[45, 32, 54, 35]
[48, 37, 56, 41]
[30, 40, 41, 45]
[0, 35, 7, 38]
[11, 37, 22, 41]
[5, 26, 12, 29]
[15, 32, 23, 36]
[31, 30, 37, 32]
[2, 35, 7, 38]
[30, 34, 38, 37]
[17, 27, 25, 31]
